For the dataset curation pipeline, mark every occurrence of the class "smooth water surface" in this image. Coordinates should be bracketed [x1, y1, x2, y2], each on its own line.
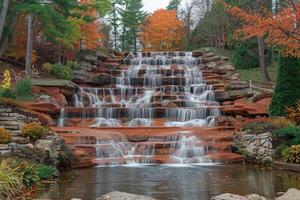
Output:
[38, 164, 300, 200]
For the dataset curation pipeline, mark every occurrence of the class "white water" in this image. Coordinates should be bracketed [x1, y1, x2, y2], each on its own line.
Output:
[58, 51, 220, 127]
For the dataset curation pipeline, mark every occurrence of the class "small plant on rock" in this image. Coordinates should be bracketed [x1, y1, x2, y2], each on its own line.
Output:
[35, 164, 56, 179]
[21, 122, 49, 142]
[0, 128, 12, 144]
[282, 145, 300, 164]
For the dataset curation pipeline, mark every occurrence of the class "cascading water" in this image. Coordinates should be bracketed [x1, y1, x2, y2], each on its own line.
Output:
[58, 51, 220, 128]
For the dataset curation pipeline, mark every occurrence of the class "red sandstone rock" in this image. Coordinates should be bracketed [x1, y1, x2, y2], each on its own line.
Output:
[21, 101, 61, 114]
[51, 93, 68, 106]
[32, 86, 61, 95]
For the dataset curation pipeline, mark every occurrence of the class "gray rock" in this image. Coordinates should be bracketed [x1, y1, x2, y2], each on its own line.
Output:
[275, 188, 300, 200]
[211, 193, 248, 200]
[96, 191, 156, 200]
[211, 193, 267, 200]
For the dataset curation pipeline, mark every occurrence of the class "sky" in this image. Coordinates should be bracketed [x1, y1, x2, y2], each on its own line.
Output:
[143, 0, 190, 13]
[142, 0, 169, 12]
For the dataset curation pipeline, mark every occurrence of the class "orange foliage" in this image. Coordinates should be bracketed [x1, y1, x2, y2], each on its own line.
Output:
[223, 1, 300, 57]
[140, 9, 184, 51]
[77, 0, 102, 49]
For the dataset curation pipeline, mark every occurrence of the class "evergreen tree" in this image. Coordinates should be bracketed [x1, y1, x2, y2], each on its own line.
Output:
[107, 0, 122, 50]
[119, 0, 146, 52]
[167, 0, 182, 11]
[269, 57, 300, 116]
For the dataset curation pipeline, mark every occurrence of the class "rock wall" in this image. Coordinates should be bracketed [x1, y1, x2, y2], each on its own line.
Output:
[233, 131, 273, 165]
[0, 105, 37, 138]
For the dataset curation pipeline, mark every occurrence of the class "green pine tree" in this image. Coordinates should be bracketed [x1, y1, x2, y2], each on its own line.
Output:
[119, 0, 146, 52]
[167, 0, 181, 11]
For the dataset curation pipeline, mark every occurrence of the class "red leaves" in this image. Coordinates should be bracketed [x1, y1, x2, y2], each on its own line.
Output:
[224, 1, 300, 57]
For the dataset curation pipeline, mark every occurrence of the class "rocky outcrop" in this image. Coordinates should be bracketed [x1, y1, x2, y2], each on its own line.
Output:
[211, 188, 300, 200]
[0, 105, 38, 136]
[233, 131, 273, 165]
[275, 188, 300, 200]
[212, 193, 267, 200]
[97, 191, 155, 200]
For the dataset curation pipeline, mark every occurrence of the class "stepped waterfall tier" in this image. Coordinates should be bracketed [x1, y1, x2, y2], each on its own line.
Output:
[59, 52, 220, 128]
[54, 51, 243, 166]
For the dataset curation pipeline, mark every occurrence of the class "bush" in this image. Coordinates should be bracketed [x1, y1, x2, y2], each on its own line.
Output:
[15, 79, 33, 100]
[50, 63, 72, 80]
[0, 88, 15, 99]
[282, 145, 300, 163]
[66, 60, 80, 70]
[17, 162, 39, 187]
[0, 160, 23, 199]
[21, 122, 49, 142]
[270, 57, 300, 116]
[41, 62, 53, 73]
[285, 101, 300, 125]
[275, 125, 300, 146]
[231, 40, 260, 69]
[0, 128, 12, 144]
[269, 117, 294, 128]
[36, 164, 56, 179]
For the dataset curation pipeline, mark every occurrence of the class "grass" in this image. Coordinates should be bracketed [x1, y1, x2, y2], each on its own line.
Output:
[237, 62, 278, 82]
[210, 47, 279, 82]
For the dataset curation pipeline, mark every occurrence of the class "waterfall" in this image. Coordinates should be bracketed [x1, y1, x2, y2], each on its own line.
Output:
[93, 133, 212, 166]
[58, 51, 220, 127]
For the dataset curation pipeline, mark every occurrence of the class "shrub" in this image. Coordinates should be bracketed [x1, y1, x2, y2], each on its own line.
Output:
[15, 79, 33, 100]
[21, 122, 49, 142]
[17, 162, 40, 187]
[35, 164, 56, 179]
[0, 160, 23, 199]
[270, 56, 300, 116]
[269, 117, 294, 128]
[66, 60, 80, 70]
[231, 40, 260, 69]
[0, 88, 15, 99]
[285, 101, 300, 125]
[275, 125, 300, 146]
[282, 145, 300, 163]
[50, 63, 72, 80]
[0, 128, 12, 144]
[41, 62, 53, 73]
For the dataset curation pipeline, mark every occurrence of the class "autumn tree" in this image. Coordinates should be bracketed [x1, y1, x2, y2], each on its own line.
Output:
[224, 1, 300, 115]
[140, 9, 184, 51]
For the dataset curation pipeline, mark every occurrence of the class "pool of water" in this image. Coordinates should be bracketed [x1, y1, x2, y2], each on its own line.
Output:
[37, 164, 300, 200]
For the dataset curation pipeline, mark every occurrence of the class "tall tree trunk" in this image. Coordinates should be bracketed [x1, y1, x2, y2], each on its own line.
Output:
[0, 11, 18, 57]
[25, 14, 33, 79]
[257, 37, 271, 82]
[0, 0, 10, 41]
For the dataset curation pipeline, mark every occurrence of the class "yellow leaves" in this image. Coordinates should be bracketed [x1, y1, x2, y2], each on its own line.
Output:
[1, 70, 11, 90]
[140, 9, 184, 51]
